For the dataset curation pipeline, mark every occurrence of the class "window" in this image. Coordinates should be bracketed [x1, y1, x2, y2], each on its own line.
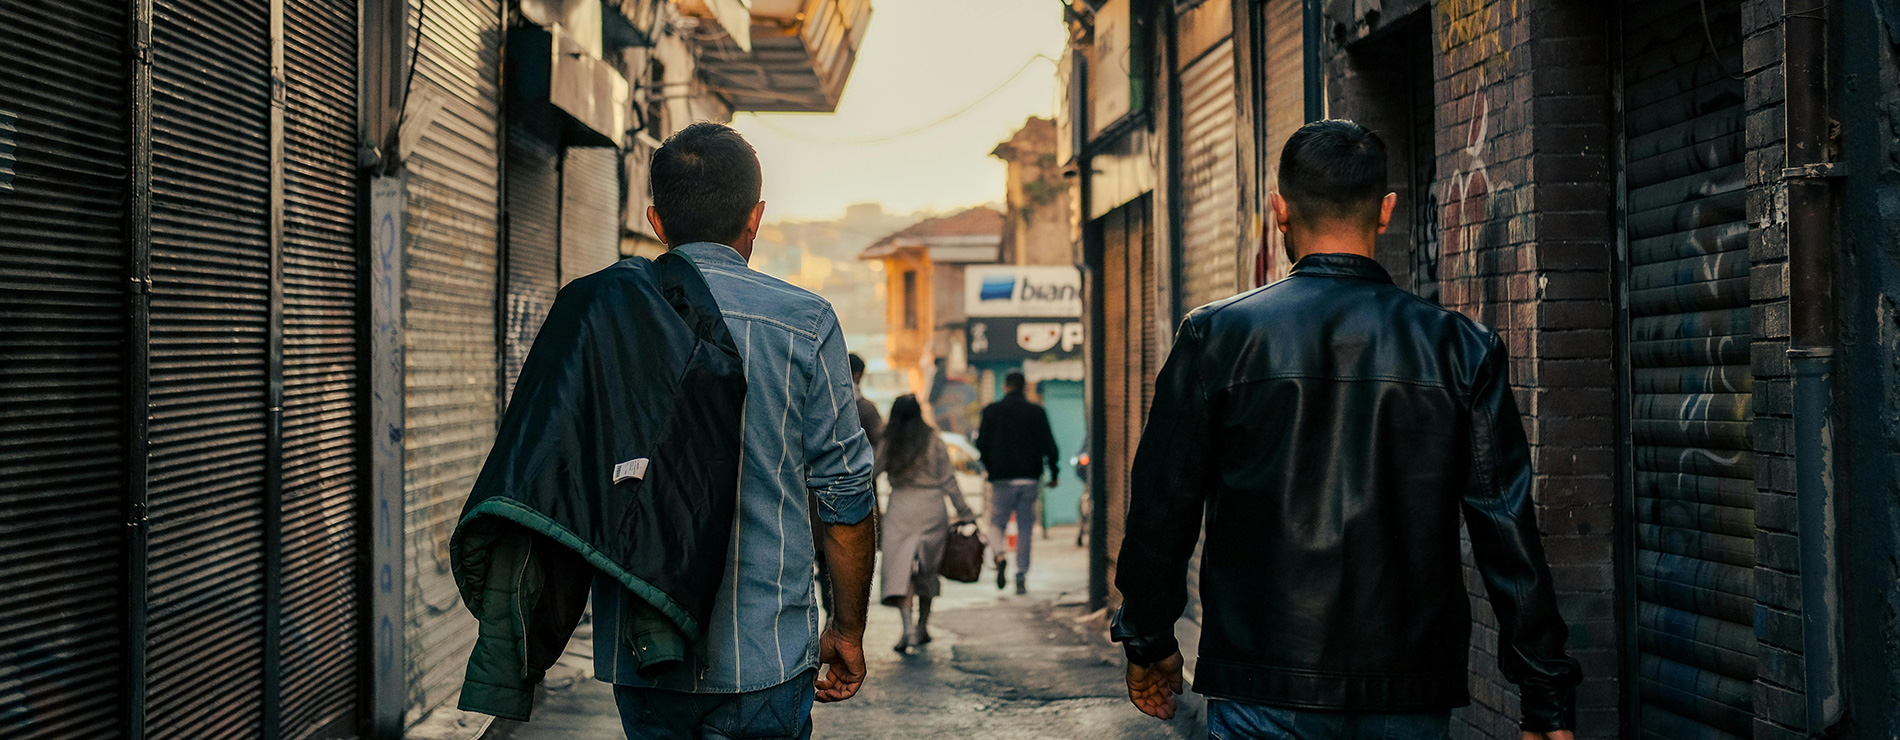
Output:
[902, 270, 918, 330]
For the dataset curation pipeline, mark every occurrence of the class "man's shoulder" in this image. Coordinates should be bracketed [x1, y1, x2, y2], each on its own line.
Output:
[705, 267, 838, 339]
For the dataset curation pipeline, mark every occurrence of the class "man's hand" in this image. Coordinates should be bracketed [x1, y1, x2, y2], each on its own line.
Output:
[1521, 732, 1575, 740]
[814, 627, 866, 703]
[816, 514, 875, 703]
[1125, 651, 1185, 720]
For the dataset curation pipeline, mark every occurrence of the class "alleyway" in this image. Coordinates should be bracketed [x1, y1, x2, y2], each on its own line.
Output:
[495, 526, 1189, 740]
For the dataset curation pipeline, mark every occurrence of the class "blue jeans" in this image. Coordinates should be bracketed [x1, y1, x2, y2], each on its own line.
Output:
[612, 670, 815, 739]
[988, 480, 1039, 574]
[1207, 699, 1451, 740]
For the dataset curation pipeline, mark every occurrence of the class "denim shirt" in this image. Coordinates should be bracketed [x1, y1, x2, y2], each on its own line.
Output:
[594, 242, 876, 693]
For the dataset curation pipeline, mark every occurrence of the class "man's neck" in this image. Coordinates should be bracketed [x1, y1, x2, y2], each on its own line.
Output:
[1288, 230, 1377, 261]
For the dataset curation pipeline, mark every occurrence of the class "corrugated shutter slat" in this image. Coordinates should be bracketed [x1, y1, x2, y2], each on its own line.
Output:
[559, 147, 623, 285]
[145, 0, 274, 737]
[504, 124, 560, 399]
[1177, 40, 1238, 310]
[1621, 2, 1755, 738]
[282, 0, 361, 734]
[0, 1, 131, 737]
[404, 0, 501, 722]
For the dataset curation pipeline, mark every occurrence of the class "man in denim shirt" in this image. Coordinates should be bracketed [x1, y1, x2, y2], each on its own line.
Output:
[594, 123, 878, 739]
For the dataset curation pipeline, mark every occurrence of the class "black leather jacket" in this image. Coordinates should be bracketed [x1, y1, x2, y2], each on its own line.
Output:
[1111, 253, 1581, 732]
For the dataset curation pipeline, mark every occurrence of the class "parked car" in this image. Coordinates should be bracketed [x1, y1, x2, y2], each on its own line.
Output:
[939, 431, 989, 514]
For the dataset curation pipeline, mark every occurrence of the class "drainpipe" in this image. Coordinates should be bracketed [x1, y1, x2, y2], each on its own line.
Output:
[1302, 0, 1323, 121]
[1783, 0, 1844, 731]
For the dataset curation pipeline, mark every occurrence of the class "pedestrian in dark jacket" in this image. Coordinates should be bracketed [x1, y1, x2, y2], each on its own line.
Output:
[1113, 120, 1580, 740]
[849, 353, 884, 449]
[974, 372, 1060, 594]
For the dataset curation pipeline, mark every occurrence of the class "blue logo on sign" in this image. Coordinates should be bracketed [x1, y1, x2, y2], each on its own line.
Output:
[978, 276, 1015, 301]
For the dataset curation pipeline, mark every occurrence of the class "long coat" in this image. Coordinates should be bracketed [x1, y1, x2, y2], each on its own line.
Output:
[877, 435, 975, 605]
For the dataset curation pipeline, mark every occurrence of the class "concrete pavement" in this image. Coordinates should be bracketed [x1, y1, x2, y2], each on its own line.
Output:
[491, 525, 1195, 739]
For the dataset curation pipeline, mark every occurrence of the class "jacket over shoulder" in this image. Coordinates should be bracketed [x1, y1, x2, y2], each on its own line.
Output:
[448, 252, 746, 721]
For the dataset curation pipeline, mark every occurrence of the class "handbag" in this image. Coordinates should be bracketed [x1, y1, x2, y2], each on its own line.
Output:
[940, 521, 986, 583]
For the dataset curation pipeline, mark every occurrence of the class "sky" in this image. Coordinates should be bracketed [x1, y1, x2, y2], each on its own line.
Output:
[729, 1, 1069, 222]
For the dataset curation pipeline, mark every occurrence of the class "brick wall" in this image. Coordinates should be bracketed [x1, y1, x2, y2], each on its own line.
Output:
[1740, 0, 1809, 736]
[1418, 0, 1620, 736]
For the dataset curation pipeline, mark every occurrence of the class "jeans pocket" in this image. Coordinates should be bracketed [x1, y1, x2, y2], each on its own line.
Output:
[704, 677, 815, 740]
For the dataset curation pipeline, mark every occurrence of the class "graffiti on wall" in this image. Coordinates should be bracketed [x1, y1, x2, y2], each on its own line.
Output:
[1436, 0, 1517, 72]
[1434, 93, 1517, 322]
[1437, 94, 1491, 310]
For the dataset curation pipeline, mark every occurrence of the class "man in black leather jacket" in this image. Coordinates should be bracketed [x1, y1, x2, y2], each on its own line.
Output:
[1112, 120, 1581, 740]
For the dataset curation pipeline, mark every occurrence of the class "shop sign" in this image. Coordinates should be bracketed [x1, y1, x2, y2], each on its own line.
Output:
[966, 265, 1083, 318]
[968, 317, 1085, 361]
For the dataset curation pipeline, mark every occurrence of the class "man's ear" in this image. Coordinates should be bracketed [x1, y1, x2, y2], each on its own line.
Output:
[647, 206, 669, 245]
[1269, 192, 1292, 233]
[746, 201, 766, 236]
[1375, 192, 1398, 235]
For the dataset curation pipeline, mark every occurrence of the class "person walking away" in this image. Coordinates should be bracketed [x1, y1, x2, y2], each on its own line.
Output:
[849, 353, 884, 449]
[874, 394, 976, 653]
[974, 371, 1060, 595]
[813, 353, 885, 618]
[598, 122, 878, 740]
[1112, 120, 1581, 740]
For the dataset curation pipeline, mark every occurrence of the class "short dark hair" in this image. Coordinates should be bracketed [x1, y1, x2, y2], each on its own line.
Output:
[848, 353, 866, 376]
[1004, 372, 1026, 391]
[1277, 119, 1388, 225]
[649, 122, 763, 246]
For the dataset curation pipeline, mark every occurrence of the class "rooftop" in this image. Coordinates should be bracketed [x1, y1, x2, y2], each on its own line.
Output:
[858, 206, 1005, 262]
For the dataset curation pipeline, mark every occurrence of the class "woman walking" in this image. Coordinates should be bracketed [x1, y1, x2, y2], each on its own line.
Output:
[876, 394, 976, 653]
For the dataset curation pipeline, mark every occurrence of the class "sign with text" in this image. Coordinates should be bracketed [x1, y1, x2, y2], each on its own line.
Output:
[968, 317, 1085, 362]
[965, 265, 1083, 318]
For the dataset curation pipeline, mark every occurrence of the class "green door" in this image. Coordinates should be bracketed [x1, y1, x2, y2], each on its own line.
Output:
[1038, 380, 1088, 525]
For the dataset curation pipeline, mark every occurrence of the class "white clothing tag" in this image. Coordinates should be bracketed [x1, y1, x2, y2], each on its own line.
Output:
[613, 458, 650, 484]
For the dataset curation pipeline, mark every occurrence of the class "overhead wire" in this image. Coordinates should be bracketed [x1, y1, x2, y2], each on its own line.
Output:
[736, 53, 1061, 146]
[394, 0, 429, 150]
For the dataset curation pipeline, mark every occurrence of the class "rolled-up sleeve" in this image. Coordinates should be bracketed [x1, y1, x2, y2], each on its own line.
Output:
[803, 311, 875, 524]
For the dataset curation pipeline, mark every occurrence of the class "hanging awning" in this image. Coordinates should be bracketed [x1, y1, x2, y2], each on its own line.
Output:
[676, 0, 754, 51]
[692, 0, 871, 112]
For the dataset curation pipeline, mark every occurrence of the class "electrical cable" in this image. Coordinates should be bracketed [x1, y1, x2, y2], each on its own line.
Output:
[1698, 0, 1747, 82]
[394, 0, 428, 153]
[735, 54, 1061, 146]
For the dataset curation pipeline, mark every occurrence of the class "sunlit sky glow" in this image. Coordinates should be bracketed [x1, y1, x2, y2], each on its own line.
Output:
[730, 0, 1069, 222]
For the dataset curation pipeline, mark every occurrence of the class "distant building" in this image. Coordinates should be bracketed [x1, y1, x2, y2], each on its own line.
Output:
[978, 117, 1088, 525]
[858, 206, 1005, 435]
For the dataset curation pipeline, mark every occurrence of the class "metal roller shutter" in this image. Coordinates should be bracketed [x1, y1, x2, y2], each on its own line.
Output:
[1259, 0, 1302, 285]
[1178, 39, 1239, 309]
[0, 1, 131, 737]
[1618, 1, 1754, 738]
[559, 147, 623, 285]
[280, 0, 361, 734]
[403, 0, 501, 721]
[144, 0, 273, 737]
[1100, 207, 1130, 602]
[1137, 201, 1158, 414]
[1101, 197, 1154, 607]
[504, 123, 560, 399]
